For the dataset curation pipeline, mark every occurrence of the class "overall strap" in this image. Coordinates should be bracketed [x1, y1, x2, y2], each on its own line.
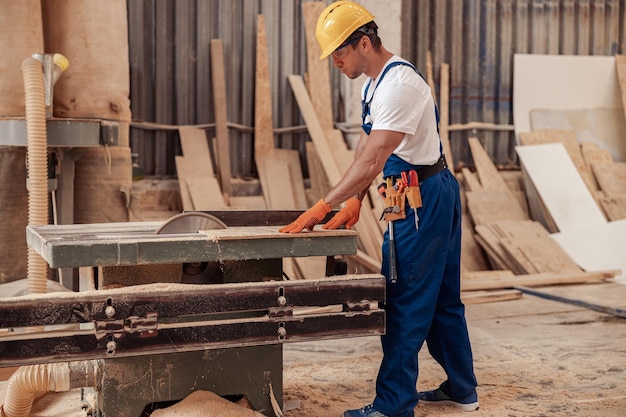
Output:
[361, 61, 441, 150]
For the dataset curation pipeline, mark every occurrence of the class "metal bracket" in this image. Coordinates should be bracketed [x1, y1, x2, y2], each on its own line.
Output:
[95, 312, 159, 340]
[99, 121, 119, 146]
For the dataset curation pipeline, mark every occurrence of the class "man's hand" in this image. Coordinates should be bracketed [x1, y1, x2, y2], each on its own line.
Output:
[279, 199, 332, 234]
[323, 198, 361, 230]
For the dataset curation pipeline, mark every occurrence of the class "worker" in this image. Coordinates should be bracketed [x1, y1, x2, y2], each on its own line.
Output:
[279, 2, 478, 416]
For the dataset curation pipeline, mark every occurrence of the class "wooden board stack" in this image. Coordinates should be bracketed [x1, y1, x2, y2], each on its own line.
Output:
[172, 12, 623, 296]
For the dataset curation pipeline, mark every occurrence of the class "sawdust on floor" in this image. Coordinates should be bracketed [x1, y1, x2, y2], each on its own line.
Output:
[282, 283, 626, 417]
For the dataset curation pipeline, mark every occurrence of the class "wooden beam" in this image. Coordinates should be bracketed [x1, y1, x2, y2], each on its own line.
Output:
[254, 14, 274, 156]
[302, 1, 334, 131]
[462, 289, 522, 304]
[439, 62, 454, 171]
[288, 74, 343, 184]
[461, 270, 617, 292]
[210, 39, 232, 199]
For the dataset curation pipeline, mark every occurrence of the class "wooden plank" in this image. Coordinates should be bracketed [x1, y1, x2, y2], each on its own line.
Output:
[210, 39, 232, 199]
[474, 233, 513, 271]
[186, 177, 228, 210]
[254, 14, 274, 156]
[474, 222, 526, 274]
[255, 14, 274, 208]
[616, 54, 626, 122]
[302, 1, 333, 131]
[462, 269, 514, 280]
[461, 270, 616, 292]
[466, 190, 528, 226]
[154, 0, 173, 176]
[482, 220, 581, 275]
[177, 127, 226, 210]
[598, 194, 626, 221]
[305, 141, 331, 204]
[461, 214, 489, 272]
[425, 51, 437, 104]
[439, 62, 454, 171]
[273, 148, 308, 210]
[468, 137, 510, 192]
[228, 196, 267, 210]
[591, 162, 626, 197]
[461, 289, 522, 304]
[581, 141, 614, 165]
[256, 155, 294, 209]
[288, 74, 343, 184]
[461, 167, 483, 192]
[175, 156, 194, 211]
[178, 127, 214, 176]
[516, 143, 607, 231]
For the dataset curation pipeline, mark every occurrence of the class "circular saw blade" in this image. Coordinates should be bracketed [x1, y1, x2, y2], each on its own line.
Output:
[155, 212, 227, 234]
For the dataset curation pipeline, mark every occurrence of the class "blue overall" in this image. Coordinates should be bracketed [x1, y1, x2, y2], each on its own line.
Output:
[364, 63, 478, 417]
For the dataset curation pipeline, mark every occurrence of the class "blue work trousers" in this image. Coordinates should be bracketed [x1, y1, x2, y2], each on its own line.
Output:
[372, 168, 477, 417]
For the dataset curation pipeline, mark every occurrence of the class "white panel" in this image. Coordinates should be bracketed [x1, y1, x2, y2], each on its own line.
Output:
[515, 143, 606, 232]
[513, 54, 621, 140]
[550, 219, 626, 281]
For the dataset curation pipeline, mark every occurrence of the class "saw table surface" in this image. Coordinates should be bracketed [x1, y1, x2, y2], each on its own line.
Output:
[26, 222, 359, 268]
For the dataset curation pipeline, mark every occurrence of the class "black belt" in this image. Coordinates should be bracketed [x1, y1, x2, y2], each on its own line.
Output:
[384, 155, 448, 184]
[415, 155, 448, 182]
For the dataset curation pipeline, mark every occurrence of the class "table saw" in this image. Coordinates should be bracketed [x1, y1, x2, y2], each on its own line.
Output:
[0, 211, 385, 417]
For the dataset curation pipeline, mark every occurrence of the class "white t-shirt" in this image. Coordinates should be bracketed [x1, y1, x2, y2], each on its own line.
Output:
[361, 56, 441, 166]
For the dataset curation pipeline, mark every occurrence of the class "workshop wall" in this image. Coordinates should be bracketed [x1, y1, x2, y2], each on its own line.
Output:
[402, 0, 626, 168]
[127, 0, 626, 178]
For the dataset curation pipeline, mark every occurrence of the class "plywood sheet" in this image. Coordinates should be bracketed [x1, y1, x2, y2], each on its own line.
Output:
[178, 127, 214, 176]
[513, 54, 621, 139]
[591, 162, 626, 197]
[550, 219, 626, 280]
[515, 143, 606, 232]
[519, 128, 599, 194]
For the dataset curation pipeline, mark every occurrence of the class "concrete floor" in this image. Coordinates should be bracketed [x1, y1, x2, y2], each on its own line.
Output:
[2, 281, 625, 417]
[282, 280, 626, 417]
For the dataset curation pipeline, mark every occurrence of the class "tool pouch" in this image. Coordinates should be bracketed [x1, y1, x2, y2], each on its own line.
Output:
[383, 187, 406, 222]
[406, 184, 422, 210]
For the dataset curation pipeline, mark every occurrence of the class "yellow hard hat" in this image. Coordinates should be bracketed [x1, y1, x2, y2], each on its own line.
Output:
[315, 1, 375, 59]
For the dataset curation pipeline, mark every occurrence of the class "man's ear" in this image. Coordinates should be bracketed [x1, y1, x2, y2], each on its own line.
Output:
[359, 35, 371, 53]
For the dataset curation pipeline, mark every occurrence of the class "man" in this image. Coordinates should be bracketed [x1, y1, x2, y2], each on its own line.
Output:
[279, 2, 478, 416]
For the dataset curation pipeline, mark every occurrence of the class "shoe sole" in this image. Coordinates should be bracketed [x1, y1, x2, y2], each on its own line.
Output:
[420, 399, 479, 412]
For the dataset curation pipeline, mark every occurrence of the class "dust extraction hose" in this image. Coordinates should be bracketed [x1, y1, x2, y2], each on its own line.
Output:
[0, 361, 100, 417]
[21, 56, 49, 295]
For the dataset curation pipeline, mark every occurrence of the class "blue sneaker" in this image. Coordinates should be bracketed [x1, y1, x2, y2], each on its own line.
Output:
[418, 387, 479, 412]
[343, 404, 389, 417]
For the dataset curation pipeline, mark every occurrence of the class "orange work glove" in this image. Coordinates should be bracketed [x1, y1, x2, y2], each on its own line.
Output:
[279, 199, 332, 233]
[323, 198, 362, 230]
